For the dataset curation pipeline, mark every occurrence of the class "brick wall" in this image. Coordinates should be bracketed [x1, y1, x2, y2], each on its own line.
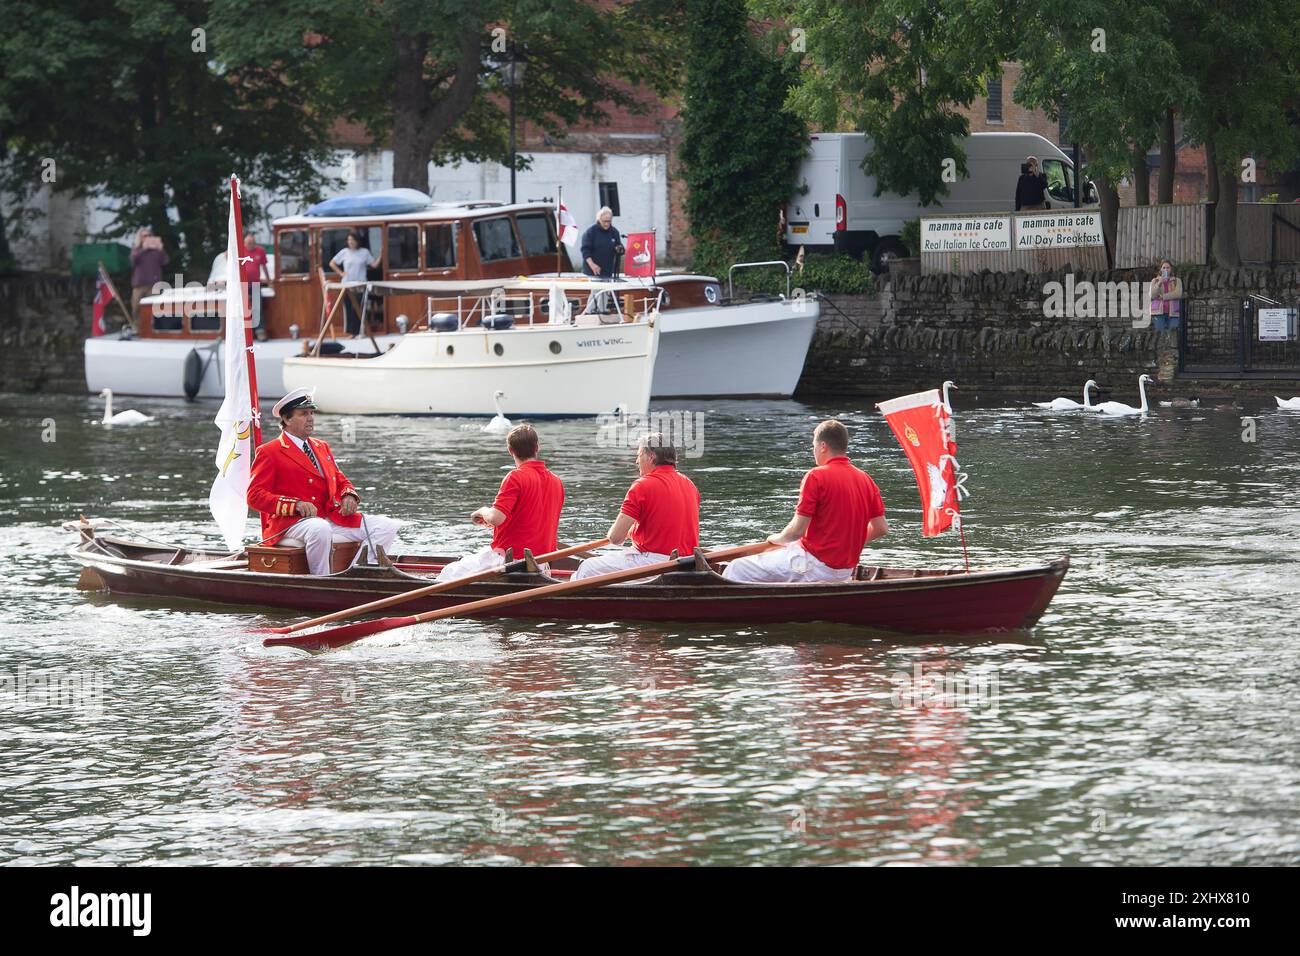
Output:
[796, 267, 1300, 399]
[0, 274, 93, 393]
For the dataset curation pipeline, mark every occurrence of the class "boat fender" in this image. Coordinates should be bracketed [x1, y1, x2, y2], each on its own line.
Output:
[183, 348, 204, 400]
[430, 312, 458, 332]
[481, 313, 514, 331]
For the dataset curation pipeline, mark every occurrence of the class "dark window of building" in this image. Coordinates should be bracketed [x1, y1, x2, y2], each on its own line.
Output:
[516, 213, 557, 256]
[598, 182, 621, 217]
[276, 230, 310, 274]
[424, 223, 458, 269]
[473, 217, 521, 261]
[387, 225, 419, 271]
[986, 72, 1003, 123]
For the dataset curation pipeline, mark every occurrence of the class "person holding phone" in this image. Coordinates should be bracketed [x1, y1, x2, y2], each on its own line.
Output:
[1149, 259, 1184, 331]
[1015, 156, 1049, 211]
[129, 226, 169, 329]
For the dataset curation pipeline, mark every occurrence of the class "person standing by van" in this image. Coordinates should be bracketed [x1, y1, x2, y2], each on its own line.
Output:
[1015, 156, 1049, 211]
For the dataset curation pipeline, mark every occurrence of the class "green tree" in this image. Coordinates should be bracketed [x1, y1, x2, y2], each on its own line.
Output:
[761, 0, 1011, 205]
[0, 0, 337, 273]
[681, 0, 806, 273]
[211, 0, 683, 193]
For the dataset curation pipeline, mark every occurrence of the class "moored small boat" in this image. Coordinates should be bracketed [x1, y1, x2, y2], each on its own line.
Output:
[70, 529, 1069, 636]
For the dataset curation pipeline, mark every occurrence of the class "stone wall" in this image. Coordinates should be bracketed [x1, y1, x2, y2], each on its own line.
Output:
[0, 274, 93, 393]
[797, 267, 1300, 399]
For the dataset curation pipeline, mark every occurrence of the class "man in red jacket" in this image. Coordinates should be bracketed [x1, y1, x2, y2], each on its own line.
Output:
[247, 387, 401, 574]
[437, 423, 565, 582]
[723, 419, 887, 583]
[572, 432, 699, 582]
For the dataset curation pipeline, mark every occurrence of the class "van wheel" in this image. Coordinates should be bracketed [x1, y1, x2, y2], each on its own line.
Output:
[870, 238, 909, 274]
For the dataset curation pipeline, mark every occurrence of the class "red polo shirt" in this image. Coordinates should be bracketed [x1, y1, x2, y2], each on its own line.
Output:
[620, 464, 700, 556]
[491, 459, 565, 558]
[796, 456, 885, 570]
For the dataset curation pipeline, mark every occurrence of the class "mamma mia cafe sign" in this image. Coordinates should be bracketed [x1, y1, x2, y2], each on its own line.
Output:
[921, 215, 1012, 253]
[1015, 210, 1104, 249]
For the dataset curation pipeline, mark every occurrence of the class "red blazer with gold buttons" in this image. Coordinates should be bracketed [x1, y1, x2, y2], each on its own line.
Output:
[247, 432, 362, 539]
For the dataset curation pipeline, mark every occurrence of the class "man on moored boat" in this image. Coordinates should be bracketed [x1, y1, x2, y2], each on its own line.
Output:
[247, 387, 401, 574]
[571, 432, 699, 581]
[723, 419, 887, 583]
[437, 424, 566, 582]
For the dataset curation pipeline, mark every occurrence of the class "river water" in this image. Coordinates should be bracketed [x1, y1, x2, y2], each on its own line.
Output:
[1, 391, 1297, 865]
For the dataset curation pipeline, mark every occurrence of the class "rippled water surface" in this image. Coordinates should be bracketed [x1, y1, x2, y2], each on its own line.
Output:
[1, 391, 1298, 865]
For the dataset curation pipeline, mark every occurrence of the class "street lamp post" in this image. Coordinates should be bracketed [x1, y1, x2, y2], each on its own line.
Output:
[506, 48, 527, 205]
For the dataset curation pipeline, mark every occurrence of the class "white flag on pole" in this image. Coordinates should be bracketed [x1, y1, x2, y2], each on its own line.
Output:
[208, 183, 256, 550]
[557, 200, 579, 247]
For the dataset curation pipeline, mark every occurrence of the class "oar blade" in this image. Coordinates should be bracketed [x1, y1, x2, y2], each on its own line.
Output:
[262, 614, 419, 651]
[249, 625, 292, 634]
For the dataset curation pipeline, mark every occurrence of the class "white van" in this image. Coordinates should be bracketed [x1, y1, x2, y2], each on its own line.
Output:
[785, 131, 1097, 271]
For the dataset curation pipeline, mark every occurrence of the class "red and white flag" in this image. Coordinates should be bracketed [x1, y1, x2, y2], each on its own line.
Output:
[557, 201, 578, 246]
[91, 266, 112, 336]
[876, 384, 967, 537]
[624, 231, 656, 278]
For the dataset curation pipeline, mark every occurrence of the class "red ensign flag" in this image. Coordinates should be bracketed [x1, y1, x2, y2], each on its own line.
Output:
[624, 232, 655, 277]
[92, 266, 112, 336]
[877, 387, 965, 537]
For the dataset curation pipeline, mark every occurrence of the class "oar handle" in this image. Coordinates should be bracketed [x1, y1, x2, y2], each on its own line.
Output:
[263, 537, 610, 634]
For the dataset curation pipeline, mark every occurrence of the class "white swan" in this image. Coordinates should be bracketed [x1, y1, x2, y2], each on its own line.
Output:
[1094, 375, 1154, 416]
[99, 388, 153, 427]
[1276, 396, 1300, 410]
[1034, 379, 1098, 410]
[481, 390, 512, 434]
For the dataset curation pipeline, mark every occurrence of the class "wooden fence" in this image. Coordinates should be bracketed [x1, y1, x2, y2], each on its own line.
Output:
[1237, 202, 1300, 265]
[1113, 203, 1209, 269]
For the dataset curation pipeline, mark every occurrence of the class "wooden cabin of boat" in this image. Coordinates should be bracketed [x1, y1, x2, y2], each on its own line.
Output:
[133, 200, 730, 343]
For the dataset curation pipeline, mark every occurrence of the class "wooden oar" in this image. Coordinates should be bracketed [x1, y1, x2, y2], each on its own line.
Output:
[252, 537, 609, 635]
[263, 541, 774, 652]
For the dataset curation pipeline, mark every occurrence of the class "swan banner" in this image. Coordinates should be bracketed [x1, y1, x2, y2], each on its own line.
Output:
[208, 177, 259, 551]
[876, 387, 967, 537]
[624, 232, 655, 278]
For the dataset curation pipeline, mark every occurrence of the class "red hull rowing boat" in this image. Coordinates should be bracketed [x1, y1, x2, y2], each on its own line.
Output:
[71, 532, 1069, 636]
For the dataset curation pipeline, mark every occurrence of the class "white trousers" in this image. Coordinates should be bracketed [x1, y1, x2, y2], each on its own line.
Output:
[721, 542, 854, 584]
[570, 550, 671, 584]
[281, 514, 402, 575]
[437, 546, 551, 582]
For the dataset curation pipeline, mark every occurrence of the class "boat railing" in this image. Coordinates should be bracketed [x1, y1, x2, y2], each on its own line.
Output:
[413, 287, 663, 332]
[728, 260, 791, 300]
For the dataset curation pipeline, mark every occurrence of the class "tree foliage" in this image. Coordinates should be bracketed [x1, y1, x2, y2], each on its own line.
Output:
[681, 0, 806, 274]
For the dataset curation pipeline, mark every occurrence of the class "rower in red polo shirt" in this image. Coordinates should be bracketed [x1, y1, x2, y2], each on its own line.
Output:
[437, 423, 566, 581]
[723, 419, 887, 583]
[572, 432, 700, 582]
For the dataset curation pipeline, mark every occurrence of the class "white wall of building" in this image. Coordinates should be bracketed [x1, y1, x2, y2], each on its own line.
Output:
[4, 148, 668, 273]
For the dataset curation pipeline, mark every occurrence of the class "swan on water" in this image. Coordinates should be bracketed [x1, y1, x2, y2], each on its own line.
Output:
[1034, 379, 1098, 411]
[1276, 396, 1300, 410]
[1093, 375, 1154, 417]
[482, 390, 512, 434]
[99, 388, 153, 427]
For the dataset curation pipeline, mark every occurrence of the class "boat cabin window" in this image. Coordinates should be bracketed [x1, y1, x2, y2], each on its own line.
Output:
[473, 217, 521, 262]
[516, 213, 558, 256]
[424, 222, 458, 269]
[277, 230, 311, 275]
[320, 225, 383, 273]
[387, 225, 419, 271]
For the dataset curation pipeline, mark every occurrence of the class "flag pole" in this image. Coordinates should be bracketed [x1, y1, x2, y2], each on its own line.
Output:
[229, 175, 262, 449]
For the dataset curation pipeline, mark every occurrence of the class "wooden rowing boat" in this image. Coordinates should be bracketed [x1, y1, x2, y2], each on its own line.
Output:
[69, 530, 1069, 636]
